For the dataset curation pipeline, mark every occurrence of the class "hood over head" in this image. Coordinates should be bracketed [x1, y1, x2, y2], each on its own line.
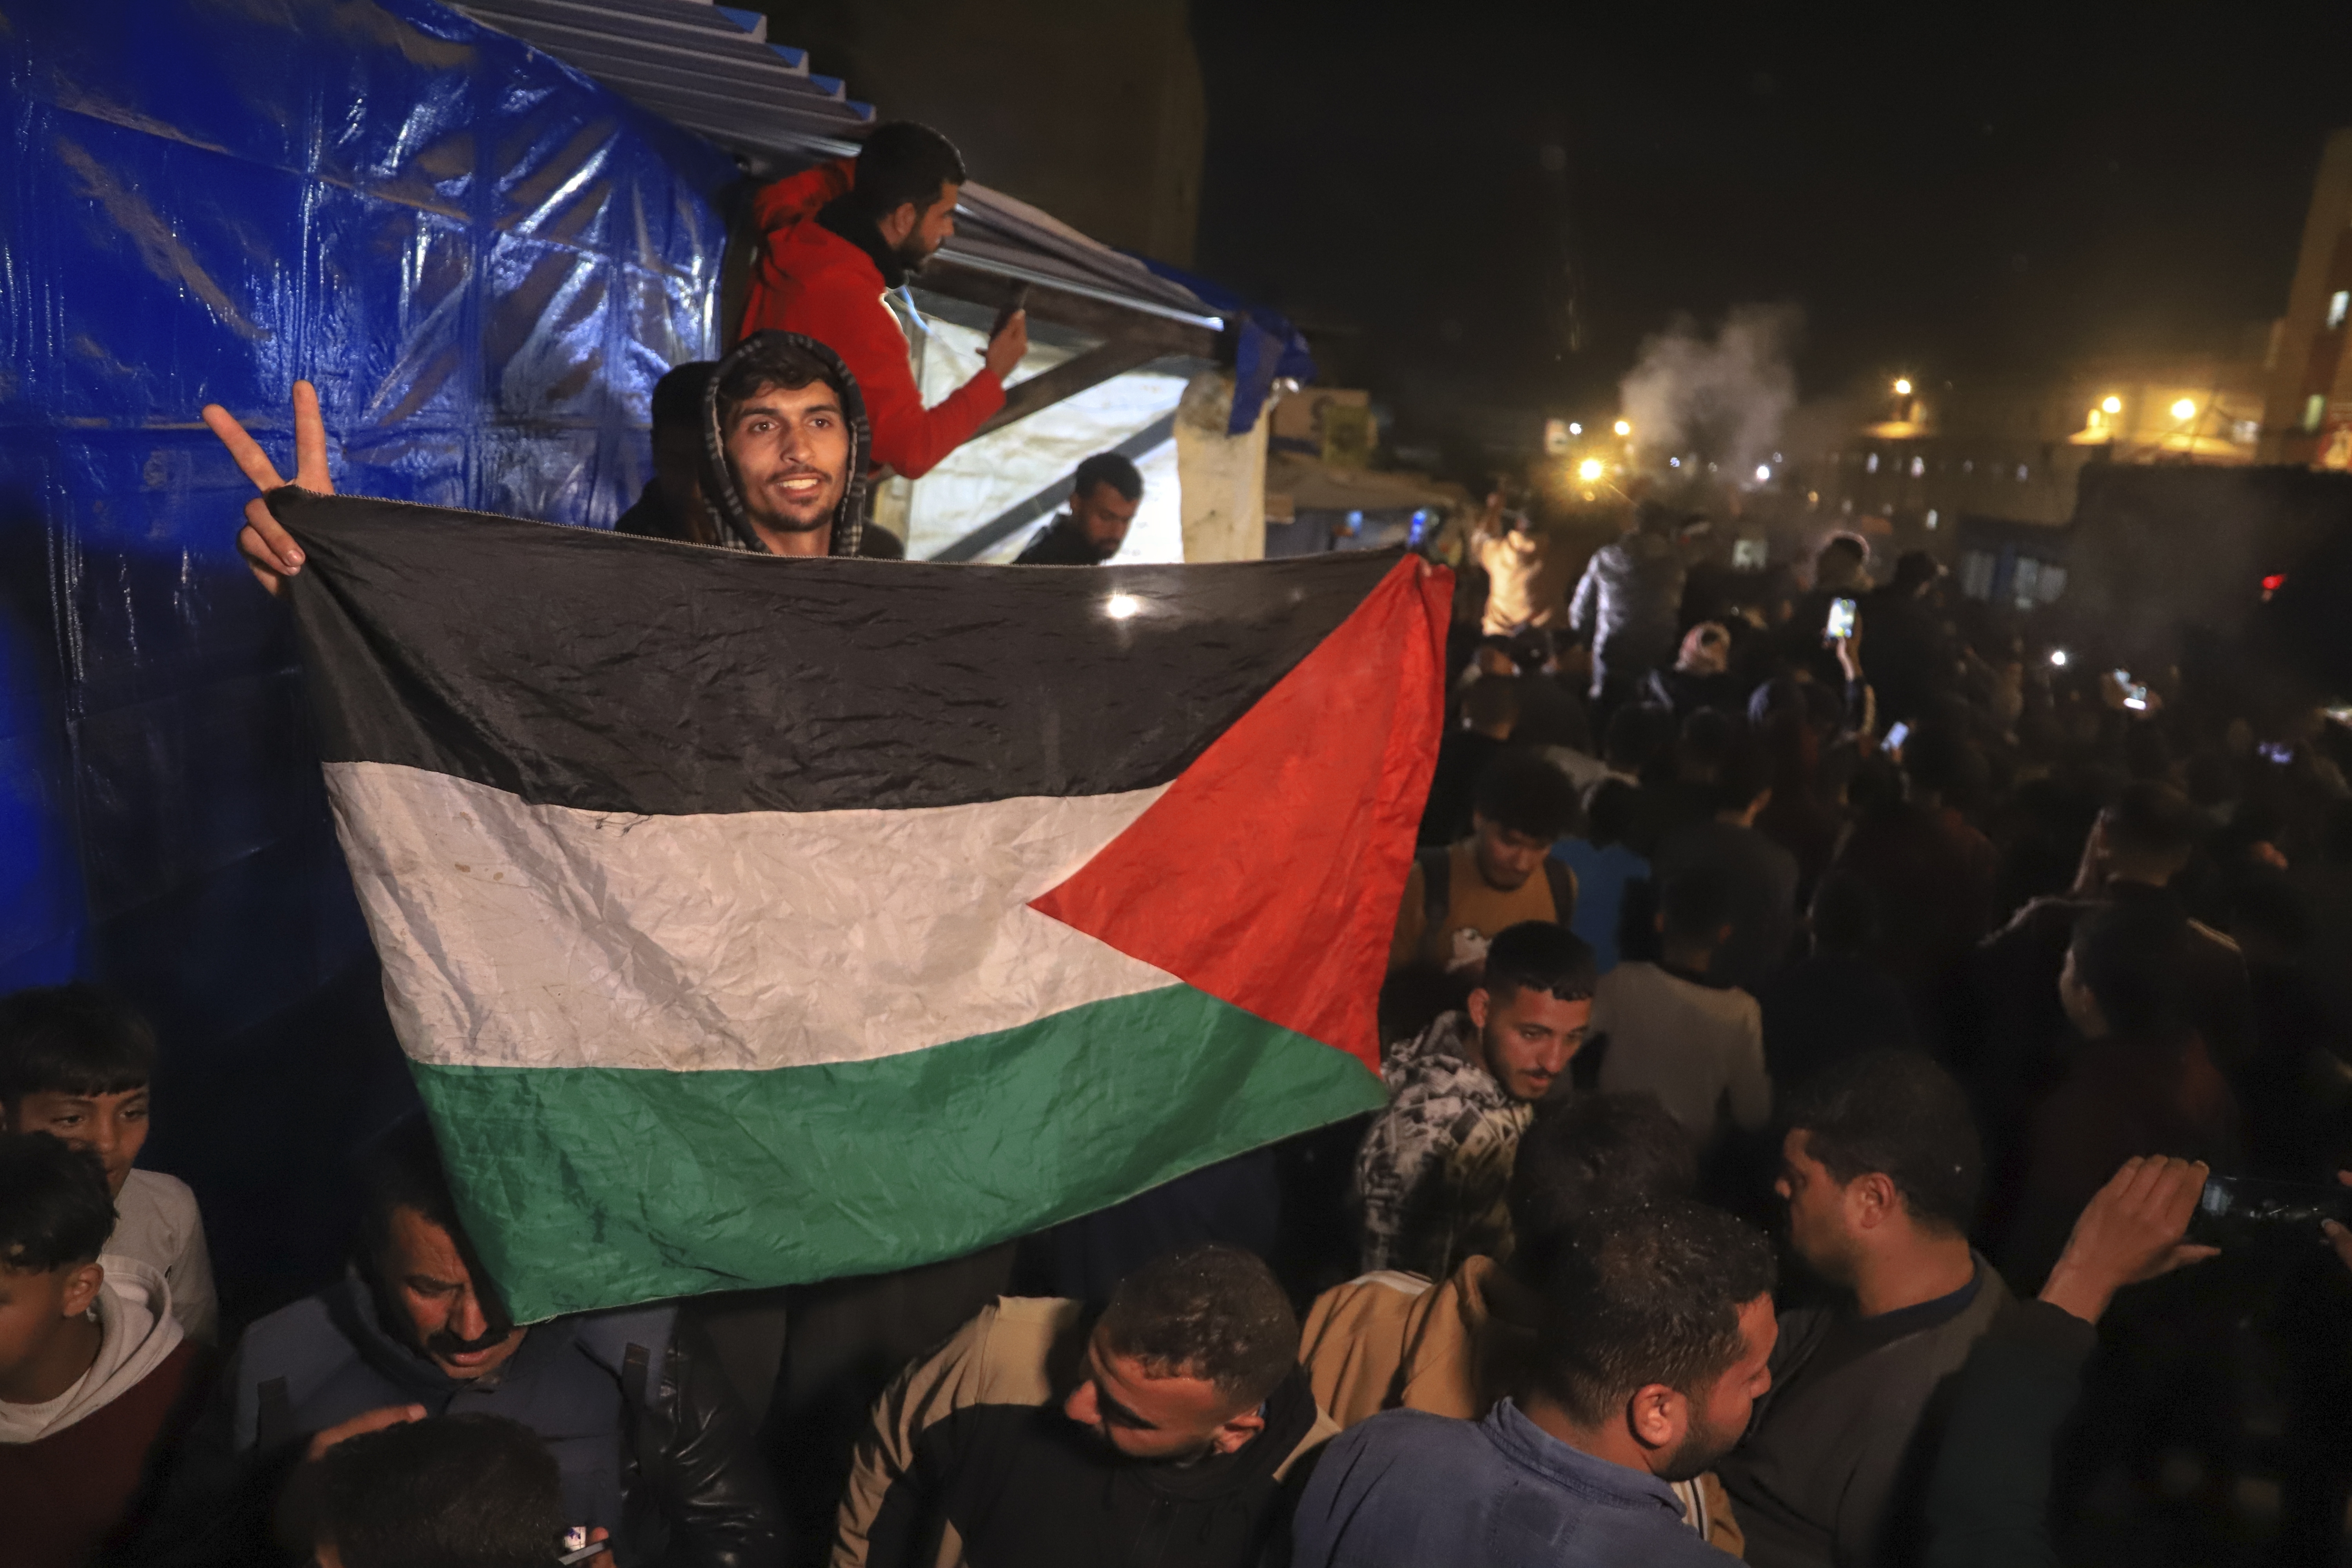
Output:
[0, 1254, 183, 1444]
[697, 330, 871, 558]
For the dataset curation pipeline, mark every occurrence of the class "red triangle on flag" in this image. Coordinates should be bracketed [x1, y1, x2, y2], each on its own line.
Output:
[1030, 555, 1450, 1076]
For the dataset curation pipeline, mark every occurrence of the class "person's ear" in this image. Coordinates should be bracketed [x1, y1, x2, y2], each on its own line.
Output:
[1209, 1403, 1266, 1455]
[1466, 988, 1493, 1031]
[61, 1260, 104, 1318]
[1626, 1382, 1688, 1454]
[877, 201, 920, 247]
[1852, 1171, 1900, 1230]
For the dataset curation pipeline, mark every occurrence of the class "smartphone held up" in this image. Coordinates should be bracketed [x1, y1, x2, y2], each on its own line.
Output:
[1825, 597, 1857, 642]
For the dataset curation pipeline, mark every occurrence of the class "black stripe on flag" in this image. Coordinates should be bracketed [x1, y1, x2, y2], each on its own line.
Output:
[274, 488, 1409, 814]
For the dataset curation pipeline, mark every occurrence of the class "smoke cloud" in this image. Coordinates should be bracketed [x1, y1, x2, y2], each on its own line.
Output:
[1618, 304, 1802, 479]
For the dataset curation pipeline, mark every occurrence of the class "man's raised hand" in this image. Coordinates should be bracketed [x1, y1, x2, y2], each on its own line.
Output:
[2038, 1155, 2217, 1325]
[201, 380, 332, 597]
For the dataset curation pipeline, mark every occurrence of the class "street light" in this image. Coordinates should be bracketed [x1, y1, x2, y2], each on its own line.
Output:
[1612, 419, 1631, 437]
[1893, 377, 1913, 397]
[2171, 397, 2197, 420]
[2101, 395, 2122, 414]
[1577, 457, 1606, 483]
[1567, 422, 1582, 436]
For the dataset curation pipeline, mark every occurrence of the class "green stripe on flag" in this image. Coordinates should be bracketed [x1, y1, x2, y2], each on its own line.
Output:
[411, 984, 1387, 1319]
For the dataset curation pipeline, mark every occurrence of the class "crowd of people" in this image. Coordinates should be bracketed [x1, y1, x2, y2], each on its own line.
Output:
[10, 111, 2352, 1568]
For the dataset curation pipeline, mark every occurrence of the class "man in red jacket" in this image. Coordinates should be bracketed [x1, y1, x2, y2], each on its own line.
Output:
[740, 121, 1027, 480]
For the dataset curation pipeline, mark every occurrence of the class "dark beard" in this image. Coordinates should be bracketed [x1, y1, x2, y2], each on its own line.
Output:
[892, 232, 936, 279]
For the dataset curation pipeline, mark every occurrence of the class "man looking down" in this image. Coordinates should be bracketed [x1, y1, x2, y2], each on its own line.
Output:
[833, 1243, 1334, 1568]
[210, 333, 875, 590]
[740, 121, 1027, 480]
[1014, 451, 1144, 564]
[1356, 922, 1596, 1279]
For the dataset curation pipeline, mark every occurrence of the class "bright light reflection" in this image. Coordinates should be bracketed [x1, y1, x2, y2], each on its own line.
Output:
[1755, 464, 1771, 482]
[2171, 398, 2197, 420]
[1568, 422, 1583, 435]
[1577, 457, 1606, 482]
[1893, 377, 1913, 396]
[1104, 593, 1141, 620]
[2049, 648, 2070, 668]
[2102, 395, 2123, 414]
[1612, 419, 1632, 437]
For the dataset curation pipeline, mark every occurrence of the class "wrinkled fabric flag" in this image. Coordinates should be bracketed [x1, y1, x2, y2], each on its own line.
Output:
[273, 488, 1447, 1319]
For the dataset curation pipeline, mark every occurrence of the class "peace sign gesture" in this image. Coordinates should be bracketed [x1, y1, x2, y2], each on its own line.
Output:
[200, 380, 334, 597]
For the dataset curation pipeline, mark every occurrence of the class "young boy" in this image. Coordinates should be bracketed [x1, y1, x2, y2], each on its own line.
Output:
[1593, 862, 1773, 1146]
[0, 1131, 201, 1567]
[0, 984, 217, 1343]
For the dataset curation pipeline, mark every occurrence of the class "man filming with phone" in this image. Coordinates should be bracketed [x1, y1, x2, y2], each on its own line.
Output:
[740, 122, 1027, 482]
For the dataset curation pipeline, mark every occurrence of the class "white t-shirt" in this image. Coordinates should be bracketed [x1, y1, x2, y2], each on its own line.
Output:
[109, 1169, 218, 1345]
[1593, 961, 1772, 1140]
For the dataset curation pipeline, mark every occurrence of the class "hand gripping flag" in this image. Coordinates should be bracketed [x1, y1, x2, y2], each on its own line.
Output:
[274, 489, 1449, 1319]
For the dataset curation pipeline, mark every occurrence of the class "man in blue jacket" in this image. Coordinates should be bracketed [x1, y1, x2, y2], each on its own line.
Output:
[1292, 1198, 1776, 1566]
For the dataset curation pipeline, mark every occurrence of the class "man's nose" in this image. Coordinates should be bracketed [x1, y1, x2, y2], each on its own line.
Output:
[1773, 1176, 1793, 1200]
[450, 1287, 490, 1342]
[1061, 1379, 1097, 1427]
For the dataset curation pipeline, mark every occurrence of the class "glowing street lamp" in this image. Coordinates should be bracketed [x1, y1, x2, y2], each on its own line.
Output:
[1893, 377, 1913, 397]
[2171, 397, 2197, 421]
[2101, 395, 2123, 414]
[1612, 419, 1632, 437]
[1577, 457, 1606, 483]
[1567, 422, 1583, 436]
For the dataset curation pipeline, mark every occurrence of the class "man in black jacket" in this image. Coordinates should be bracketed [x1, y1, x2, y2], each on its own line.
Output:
[835, 1245, 1334, 1568]
[1014, 452, 1144, 565]
[151, 1118, 784, 1567]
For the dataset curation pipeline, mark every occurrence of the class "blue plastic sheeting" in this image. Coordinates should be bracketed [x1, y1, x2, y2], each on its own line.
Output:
[1132, 256, 1318, 435]
[0, 0, 734, 1316]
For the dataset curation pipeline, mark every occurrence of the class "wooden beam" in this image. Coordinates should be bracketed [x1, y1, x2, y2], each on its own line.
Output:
[973, 337, 1175, 439]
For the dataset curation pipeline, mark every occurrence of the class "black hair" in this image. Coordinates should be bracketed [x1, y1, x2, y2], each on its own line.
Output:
[649, 360, 718, 435]
[1472, 749, 1581, 841]
[714, 337, 846, 433]
[1073, 451, 1143, 504]
[1901, 725, 1984, 803]
[1098, 1244, 1298, 1407]
[2069, 900, 2194, 1041]
[1483, 920, 1597, 1007]
[845, 121, 968, 222]
[1508, 1093, 1697, 1281]
[1530, 1199, 1775, 1428]
[352, 1116, 512, 1336]
[1808, 870, 1880, 955]
[1784, 1050, 1981, 1234]
[1461, 674, 1522, 734]
[0, 1131, 114, 1272]
[1584, 777, 1640, 850]
[1817, 533, 1867, 566]
[318, 1414, 564, 1568]
[1713, 735, 1774, 815]
[2099, 780, 2199, 868]
[1659, 862, 1736, 946]
[0, 982, 157, 1108]
[1891, 551, 1939, 593]
[1602, 702, 1677, 774]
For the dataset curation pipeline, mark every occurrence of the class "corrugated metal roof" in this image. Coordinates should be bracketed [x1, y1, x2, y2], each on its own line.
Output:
[449, 0, 1221, 330]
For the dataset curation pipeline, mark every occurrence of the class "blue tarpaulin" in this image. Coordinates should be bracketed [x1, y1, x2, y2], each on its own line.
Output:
[0, 0, 733, 1315]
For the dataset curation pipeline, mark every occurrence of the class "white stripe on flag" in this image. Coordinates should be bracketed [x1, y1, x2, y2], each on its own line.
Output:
[325, 761, 1174, 1072]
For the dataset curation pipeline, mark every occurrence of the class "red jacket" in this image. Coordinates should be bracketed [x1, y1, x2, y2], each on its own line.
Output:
[0, 1338, 201, 1568]
[739, 161, 1004, 479]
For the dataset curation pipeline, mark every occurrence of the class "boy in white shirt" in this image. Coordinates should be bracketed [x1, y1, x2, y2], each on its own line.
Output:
[0, 985, 217, 1343]
[1595, 863, 1772, 1145]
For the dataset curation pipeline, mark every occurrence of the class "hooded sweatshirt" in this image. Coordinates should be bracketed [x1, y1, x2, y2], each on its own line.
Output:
[740, 160, 1005, 480]
[697, 330, 875, 559]
[0, 1255, 200, 1568]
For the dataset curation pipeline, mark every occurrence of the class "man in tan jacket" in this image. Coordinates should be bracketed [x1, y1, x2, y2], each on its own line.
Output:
[834, 1245, 1335, 1568]
[1302, 1092, 1745, 1556]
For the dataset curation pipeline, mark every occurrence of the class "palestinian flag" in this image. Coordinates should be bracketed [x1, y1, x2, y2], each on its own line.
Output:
[273, 490, 1449, 1320]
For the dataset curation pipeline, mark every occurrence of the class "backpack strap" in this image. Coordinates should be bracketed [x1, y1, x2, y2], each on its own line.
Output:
[1417, 846, 1451, 942]
[1542, 855, 1577, 929]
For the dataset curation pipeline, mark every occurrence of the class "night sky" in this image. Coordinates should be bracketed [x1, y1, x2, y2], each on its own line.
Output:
[1190, 2, 2352, 425]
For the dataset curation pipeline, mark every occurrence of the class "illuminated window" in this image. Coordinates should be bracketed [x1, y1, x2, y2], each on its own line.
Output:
[1909, 456, 1926, 477]
[1926, 508, 1940, 530]
[2016, 464, 2030, 481]
[2233, 419, 2259, 445]
[2307, 394, 2328, 432]
[1865, 452, 1880, 474]
[2331, 290, 2351, 330]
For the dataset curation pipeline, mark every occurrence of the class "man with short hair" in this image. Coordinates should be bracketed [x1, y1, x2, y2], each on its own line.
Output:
[1594, 862, 1772, 1146]
[740, 122, 1027, 480]
[314, 1413, 581, 1568]
[1567, 502, 1689, 704]
[1388, 750, 1581, 986]
[1303, 1093, 1745, 1552]
[1716, 1051, 2010, 1568]
[0, 1132, 201, 1568]
[1015, 452, 1145, 564]
[833, 1244, 1334, 1568]
[160, 1117, 782, 1566]
[613, 359, 719, 543]
[1652, 736, 1801, 991]
[1292, 1198, 1779, 1568]
[1356, 923, 1596, 1279]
